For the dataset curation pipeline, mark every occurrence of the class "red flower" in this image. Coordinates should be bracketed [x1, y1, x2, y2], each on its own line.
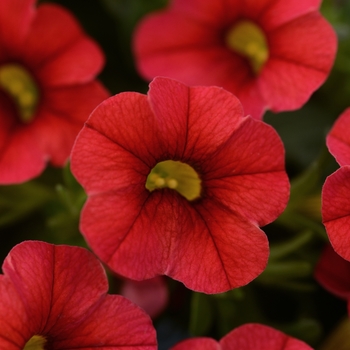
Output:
[314, 244, 350, 315]
[71, 77, 289, 293]
[322, 109, 350, 261]
[0, 0, 109, 184]
[170, 323, 313, 349]
[0, 240, 157, 349]
[133, 0, 336, 119]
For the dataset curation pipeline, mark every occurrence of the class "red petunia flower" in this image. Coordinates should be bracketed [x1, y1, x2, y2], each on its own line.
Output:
[170, 323, 313, 350]
[71, 77, 289, 293]
[314, 244, 350, 315]
[133, 0, 337, 119]
[322, 108, 350, 261]
[0, 240, 157, 349]
[0, 0, 109, 184]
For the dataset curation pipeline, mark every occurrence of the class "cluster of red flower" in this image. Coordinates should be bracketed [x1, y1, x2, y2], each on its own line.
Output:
[0, 0, 343, 348]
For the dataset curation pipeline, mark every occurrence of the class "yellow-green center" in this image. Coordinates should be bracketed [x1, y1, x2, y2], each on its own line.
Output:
[225, 20, 269, 74]
[23, 335, 47, 350]
[0, 63, 39, 123]
[146, 160, 201, 201]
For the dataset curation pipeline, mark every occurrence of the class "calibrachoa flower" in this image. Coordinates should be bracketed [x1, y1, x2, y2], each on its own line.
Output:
[314, 244, 350, 315]
[71, 77, 289, 293]
[133, 0, 337, 119]
[322, 108, 350, 261]
[170, 323, 313, 350]
[0, 240, 157, 349]
[0, 0, 109, 184]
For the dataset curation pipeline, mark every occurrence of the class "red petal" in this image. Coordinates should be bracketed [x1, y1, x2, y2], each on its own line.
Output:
[37, 38, 104, 87]
[2, 241, 108, 334]
[259, 13, 336, 112]
[0, 276, 31, 349]
[322, 167, 350, 261]
[0, 0, 35, 56]
[260, 0, 322, 30]
[203, 117, 289, 226]
[315, 244, 350, 300]
[79, 92, 160, 167]
[82, 189, 268, 293]
[327, 108, 350, 166]
[149, 78, 245, 158]
[36, 81, 109, 166]
[23, 4, 85, 67]
[134, 11, 219, 60]
[53, 295, 157, 349]
[120, 276, 169, 319]
[71, 125, 149, 195]
[171, 337, 220, 350]
[171, 0, 232, 25]
[220, 323, 313, 349]
[0, 124, 45, 184]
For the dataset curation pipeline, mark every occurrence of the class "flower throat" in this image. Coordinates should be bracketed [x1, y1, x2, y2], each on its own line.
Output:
[23, 335, 47, 350]
[225, 20, 269, 74]
[146, 160, 201, 201]
[0, 64, 39, 123]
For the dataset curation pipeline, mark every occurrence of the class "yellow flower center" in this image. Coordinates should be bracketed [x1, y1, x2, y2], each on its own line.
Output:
[23, 335, 47, 350]
[225, 20, 269, 74]
[0, 63, 39, 123]
[146, 160, 201, 201]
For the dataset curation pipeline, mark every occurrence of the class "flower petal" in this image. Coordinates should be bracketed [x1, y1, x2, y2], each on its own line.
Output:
[81, 189, 268, 293]
[259, 13, 336, 112]
[53, 295, 157, 349]
[2, 241, 108, 335]
[327, 108, 350, 166]
[149, 78, 245, 159]
[261, 0, 322, 30]
[23, 4, 85, 67]
[315, 244, 350, 300]
[0, 0, 35, 56]
[322, 166, 350, 261]
[120, 277, 169, 319]
[203, 117, 289, 226]
[0, 276, 31, 349]
[220, 323, 313, 349]
[37, 38, 104, 87]
[171, 337, 220, 350]
[0, 124, 45, 184]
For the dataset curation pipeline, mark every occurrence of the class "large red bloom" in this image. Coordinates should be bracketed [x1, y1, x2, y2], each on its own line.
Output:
[133, 0, 336, 119]
[170, 323, 313, 349]
[322, 108, 350, 261]
[0, 240, 157, 349]
[71, 77, 289, 293]
[0, 0, 109, 184]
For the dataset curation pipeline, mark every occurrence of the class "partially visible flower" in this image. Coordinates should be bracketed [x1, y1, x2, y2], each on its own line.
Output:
[170, 323, 313, 349]
[133, 0, 336, 119]
[120, 276, 169, 319]
[0, 0, 109, 184]
[314, 244, 350, 315]
[322, 108, 350, 261]
[71, 76, 289, 293]
[0, 240, 157, 349]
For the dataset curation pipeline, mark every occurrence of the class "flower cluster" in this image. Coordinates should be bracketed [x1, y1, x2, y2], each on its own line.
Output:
[1, 0, 346, 348]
